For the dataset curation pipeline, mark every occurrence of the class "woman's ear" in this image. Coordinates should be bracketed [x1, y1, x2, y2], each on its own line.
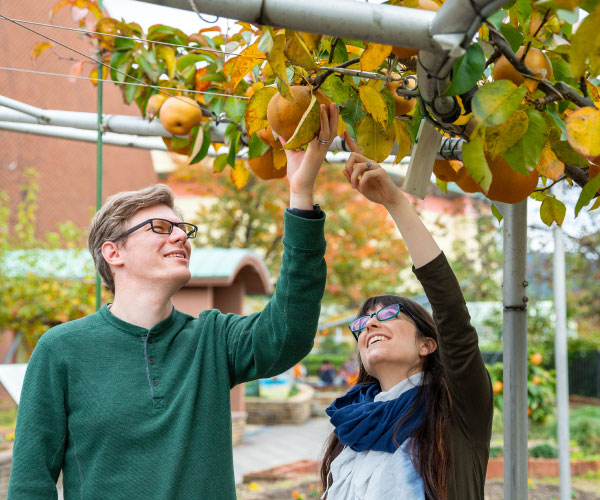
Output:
[101, 241, 124, 268]
[419, 337, 438, 357]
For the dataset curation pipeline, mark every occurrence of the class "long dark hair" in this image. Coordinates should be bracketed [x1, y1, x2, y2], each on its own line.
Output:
[320, 295, 453, 500]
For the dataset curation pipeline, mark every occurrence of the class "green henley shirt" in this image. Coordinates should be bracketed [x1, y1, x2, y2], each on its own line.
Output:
[8, 210, 326, 500]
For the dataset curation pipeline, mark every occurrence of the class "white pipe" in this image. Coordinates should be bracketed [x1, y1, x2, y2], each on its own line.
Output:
[553, 223, 572, 500]
[140, 0, 439, 52]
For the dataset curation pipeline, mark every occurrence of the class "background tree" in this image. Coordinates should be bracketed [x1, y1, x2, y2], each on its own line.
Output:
[168, 158, 412, 308]
[0, 170, 107, 350]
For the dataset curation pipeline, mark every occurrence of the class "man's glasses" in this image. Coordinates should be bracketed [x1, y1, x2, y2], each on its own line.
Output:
[112, 218, 198, 241]
[349, 303, 418, 341]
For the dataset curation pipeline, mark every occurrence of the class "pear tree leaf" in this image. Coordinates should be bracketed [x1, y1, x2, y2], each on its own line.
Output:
[575, 174, 600, 216]
[319, 75, 351, 106]
[485, 109, 528, 159]
[360, 43, 392, 71]
[540, 196, 566, 226]
[500, 24, 523, 52]
[358, 86, 388, 126]
[356, 116, 394, 163]
[463, 130, 492, 192]
[230, 160, 251, 190]
[213, 153, 228, 173]
[445, 43, 485, 97]
[502, 108, 549, 174]
[248, 133, 271, 159]
[392, 119, 412, 164]
[536, 142, 565, 181]
[284, 95, 321, 150]
[570, 5, 600, 78]
[190, 125, 211, 164]
[268, 33, 291, 97]
[244, 87, 277, 136]
[472, 80, 528, 126]
[491, 203, 504, 222]
[284, 31, 317, 69]
[565, 106, 600, 158]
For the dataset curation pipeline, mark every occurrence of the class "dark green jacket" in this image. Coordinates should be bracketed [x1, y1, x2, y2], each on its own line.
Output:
[8, 211, 326, 500]
[414, 253, 493, 500]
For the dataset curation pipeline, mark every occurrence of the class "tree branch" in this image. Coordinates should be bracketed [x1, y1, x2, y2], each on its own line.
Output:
[309, 57, 360, 89]
[487, 24, 596, 110]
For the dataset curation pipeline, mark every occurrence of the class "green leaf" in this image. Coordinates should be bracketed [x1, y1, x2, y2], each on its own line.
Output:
[227, 131, 241, 168]
[540, 196, 566, 226]
[462, 130, 492, 191]
[248, 133, 270, 159]
[213, 153, 228, 173]
[485, 109, 528, 158]
[356, 116, 394, 163]
[319, 75, 351, 106]
[445, 43, 485, 97]
[136, 50, 159, 80]
[331, 41, 349, 64]
[380, 88, 396, 131]
[472, 80, 528, 126]
[570, 5, 600, 78]
[110, 51, 132, 83]
[548, 53, 576, 87]
[487, 9, 508, 29]
[114, 37, 135, 51]
[546, 107, 567, 141]
[190, 125, 211, 165]
[551, 141, 590, 167]
[224, 97, 247, 122]
[491, 203, 503, 223]
[502, 108, 548, 174]
[575, 174, 600, 216]
[515, 0, 532, 28]
[176, 54, 211, 72]
[500, 24, 523, 53]
[341, 91, 366, 134]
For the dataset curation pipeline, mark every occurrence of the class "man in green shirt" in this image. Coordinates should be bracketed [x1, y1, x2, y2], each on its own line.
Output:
[8, 104, 339, 500]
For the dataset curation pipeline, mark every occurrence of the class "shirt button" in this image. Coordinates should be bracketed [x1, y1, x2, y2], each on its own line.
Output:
[149, 358, 155, 365]
[152, 380, 159, 386]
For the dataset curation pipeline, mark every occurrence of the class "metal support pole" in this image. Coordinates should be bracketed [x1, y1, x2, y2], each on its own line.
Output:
[500, 199, 529, 500]
[553, 224, 571, 500]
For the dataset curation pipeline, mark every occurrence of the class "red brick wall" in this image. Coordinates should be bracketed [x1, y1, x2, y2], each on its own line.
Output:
[0, 0, 158, 234]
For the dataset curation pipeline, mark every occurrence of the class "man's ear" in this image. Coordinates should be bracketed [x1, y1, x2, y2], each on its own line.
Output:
[419, 337, 438, 357]
[101, 241, 124, 268]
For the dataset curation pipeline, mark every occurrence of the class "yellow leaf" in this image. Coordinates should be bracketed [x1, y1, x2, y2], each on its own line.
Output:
[485, 110, 528, 159]
[284, 31, 317, 69]
[156, 46, 176, 79]
[224, 41, 265, 92]
[30, 42, 52, 61]
[393, 119, 412, 164]
[230, 160, 251, 189]
[565, 106, 600, 158]
[51, 0, 72, 18]
[590, 196, 600, 211]
[272, 145, 287, 171]
[536, 142, 564, 182]
[360, 43, 392, 72]
[89, 66, 108, 86]
[570, 5, 600, 78]
[299, 32, 322, 52]
[284, 95, 321, 149]
[244, 87, 278, 136]
[337, 118, 347, 137]
[359, 86, 388, 126]
[356, 116, 395, 163]
[268, 33, 291, 97]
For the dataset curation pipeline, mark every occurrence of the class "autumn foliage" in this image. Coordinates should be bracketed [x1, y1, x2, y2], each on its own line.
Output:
[35, 0, 600, 226]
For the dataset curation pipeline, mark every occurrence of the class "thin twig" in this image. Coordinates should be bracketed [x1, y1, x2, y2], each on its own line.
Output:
[534, 175, 567, 193]
[328, 38, 340, 65]
[309, 57, 360, 89]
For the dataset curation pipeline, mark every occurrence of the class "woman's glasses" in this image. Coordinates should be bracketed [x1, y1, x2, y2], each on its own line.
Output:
[349, 303, 418, 341]
[112, 218, 198, 241]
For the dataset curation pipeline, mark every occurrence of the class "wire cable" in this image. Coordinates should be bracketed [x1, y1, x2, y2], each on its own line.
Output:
[0, 66, 249, 99]
[0, 15, 266, 60]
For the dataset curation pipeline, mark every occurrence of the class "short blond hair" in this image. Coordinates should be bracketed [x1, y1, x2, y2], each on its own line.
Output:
[88, 184, 181, 293]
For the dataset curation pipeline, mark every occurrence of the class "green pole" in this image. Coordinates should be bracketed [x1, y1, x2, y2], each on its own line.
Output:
[95, 0, 104, 311]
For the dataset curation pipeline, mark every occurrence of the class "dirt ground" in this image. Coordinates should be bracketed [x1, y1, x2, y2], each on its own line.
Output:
[237, 477, 600, 500]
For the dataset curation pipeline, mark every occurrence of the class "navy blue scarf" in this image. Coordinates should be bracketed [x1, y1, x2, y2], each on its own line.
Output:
[326, 382, 425, 453]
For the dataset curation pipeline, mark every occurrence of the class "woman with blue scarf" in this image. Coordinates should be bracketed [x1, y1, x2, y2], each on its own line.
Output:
[320, 133, 493, 500]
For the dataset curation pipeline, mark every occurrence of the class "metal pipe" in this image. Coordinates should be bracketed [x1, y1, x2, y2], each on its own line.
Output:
[141, 0, 439, 52]
[500, 199, 529, 500]
[553, 223, 572, 500]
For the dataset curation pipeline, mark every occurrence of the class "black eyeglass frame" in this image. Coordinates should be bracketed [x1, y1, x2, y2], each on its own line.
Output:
[348, 303, 420, 341]
[112, 218, 198, 241]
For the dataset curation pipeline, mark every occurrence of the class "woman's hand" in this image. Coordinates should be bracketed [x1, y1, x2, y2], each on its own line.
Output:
[342, 131, 406, 208]
[282, 103, 339, 209]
